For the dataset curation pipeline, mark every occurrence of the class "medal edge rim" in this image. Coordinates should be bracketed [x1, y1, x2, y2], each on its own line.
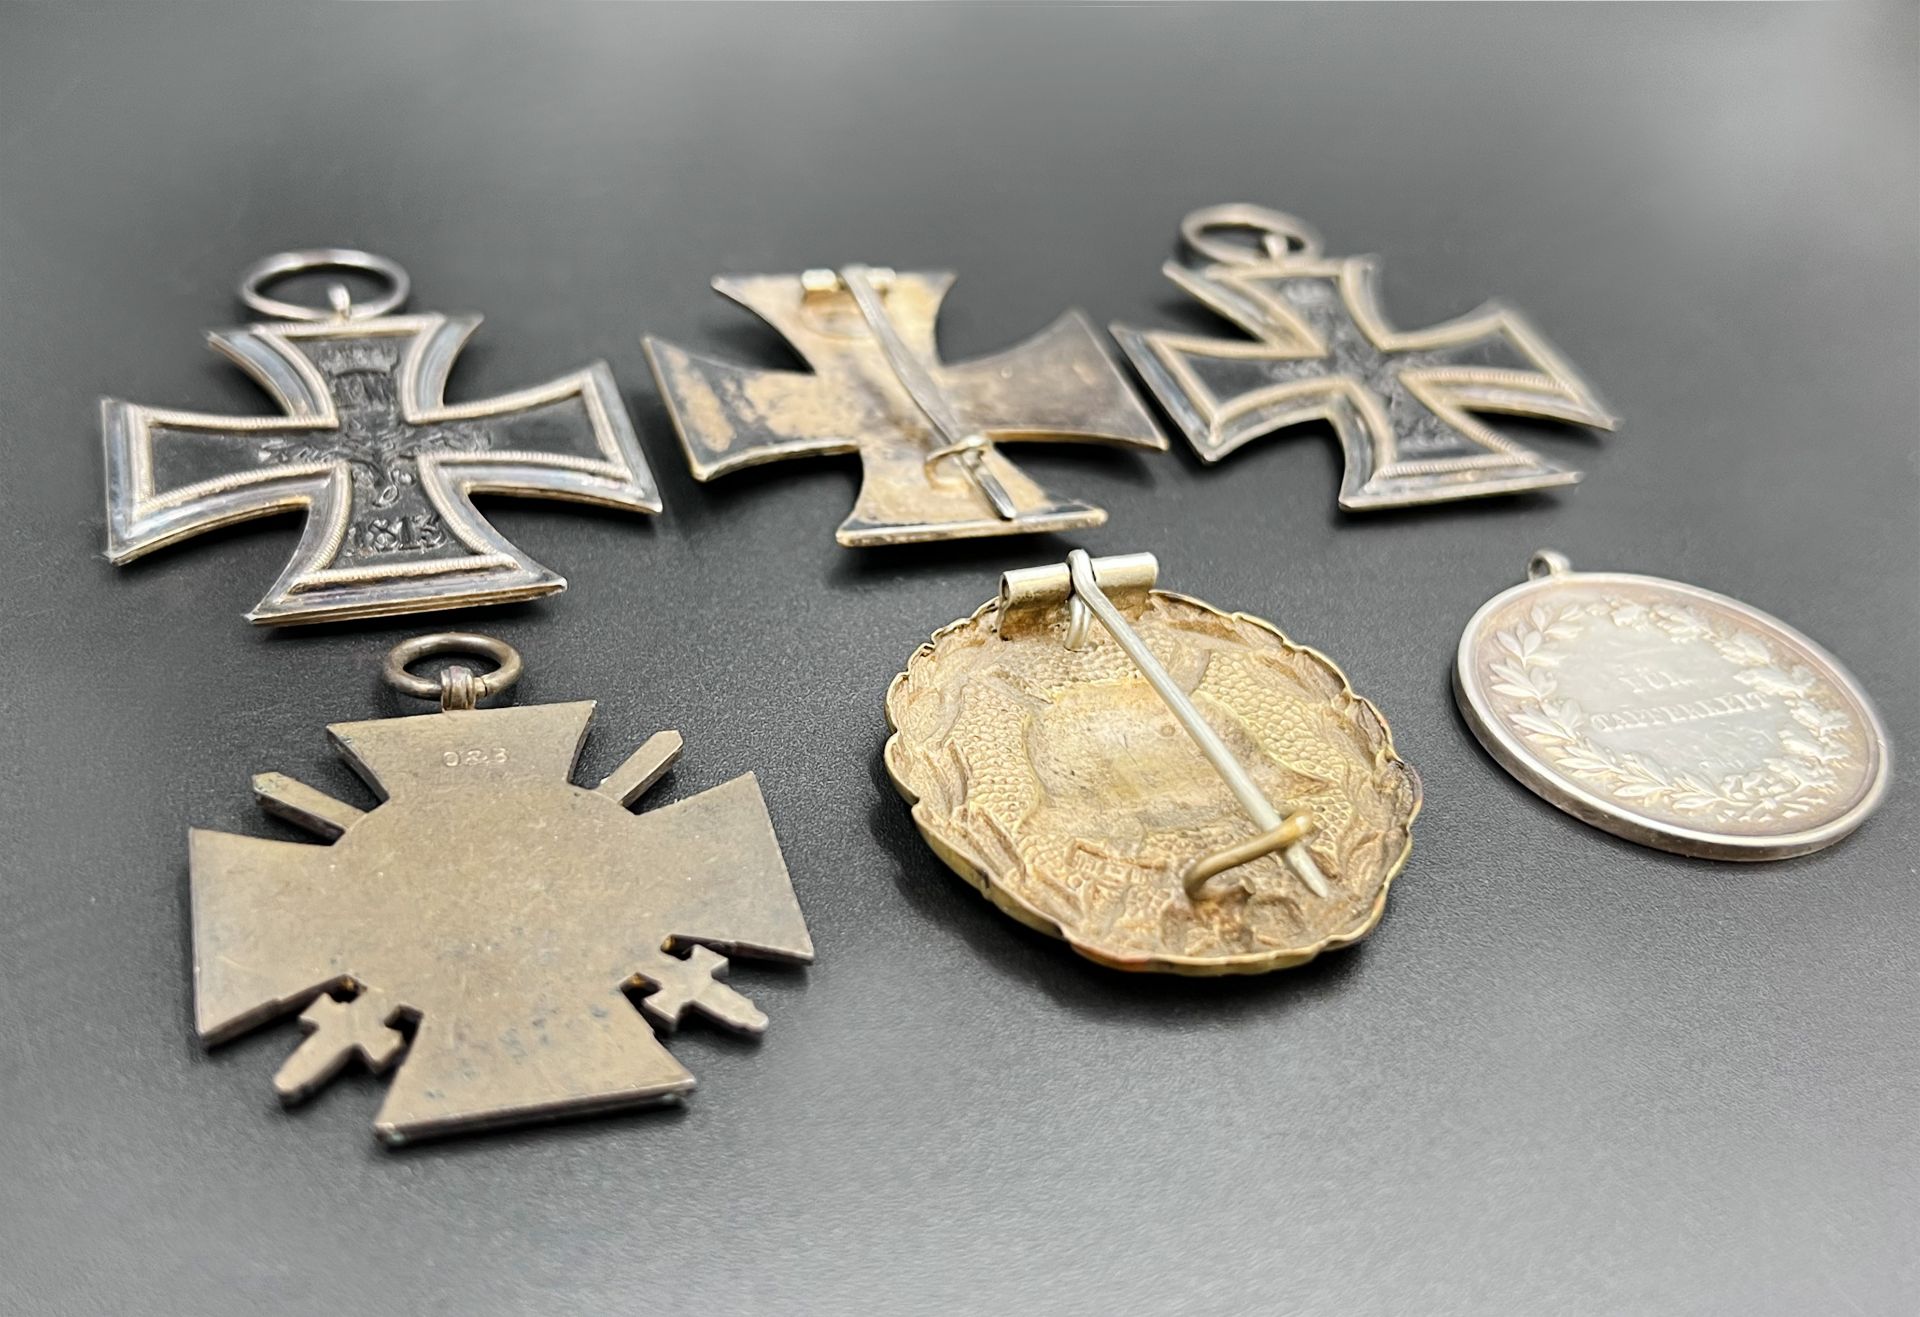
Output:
[1452, 569, 1892, 859]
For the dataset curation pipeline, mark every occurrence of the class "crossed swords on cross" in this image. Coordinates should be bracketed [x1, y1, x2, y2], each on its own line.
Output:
[248, 730, 765, 1107]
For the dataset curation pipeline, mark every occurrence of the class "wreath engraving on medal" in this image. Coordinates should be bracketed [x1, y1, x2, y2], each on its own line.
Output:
[1482, 595, 1856, 826]
[1455, 551, 1889, 859]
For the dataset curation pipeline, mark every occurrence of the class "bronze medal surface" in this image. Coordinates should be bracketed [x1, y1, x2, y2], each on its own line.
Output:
[191, 635, 813, 1146]
[885, 587, 1420, 974]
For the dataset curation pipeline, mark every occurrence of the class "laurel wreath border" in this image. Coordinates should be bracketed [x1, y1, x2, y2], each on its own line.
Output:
[882, 591, 1422, 976]
[1484, 595, 1853, 825]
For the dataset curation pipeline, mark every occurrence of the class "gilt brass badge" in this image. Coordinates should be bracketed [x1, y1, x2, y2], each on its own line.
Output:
[885, 553, 1420, 974]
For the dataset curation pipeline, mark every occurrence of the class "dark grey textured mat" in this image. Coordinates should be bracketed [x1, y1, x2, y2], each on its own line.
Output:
[1, 4, 1913, 1313]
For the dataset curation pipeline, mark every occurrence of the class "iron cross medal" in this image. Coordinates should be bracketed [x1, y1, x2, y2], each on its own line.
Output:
[645, 265, 1166, 546]
[1112, 204, 1618, 509]
[104, 249, 660, 624]
[190, 634, 813, 1145]
[1455, 551, 1890, 859]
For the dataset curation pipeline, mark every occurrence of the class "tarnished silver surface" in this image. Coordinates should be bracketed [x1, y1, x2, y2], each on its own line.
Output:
[104, 251, 660, 624]
[238, 248, 410, 322]
[1455, 551, 1889, 859]
[1112, 203, 1618, 509]
[645, 266, 1165, 546]
[192, 635, 813, 1146]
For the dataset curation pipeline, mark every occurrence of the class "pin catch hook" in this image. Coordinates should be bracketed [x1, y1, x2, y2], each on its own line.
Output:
[1002, 550, 1332, 901]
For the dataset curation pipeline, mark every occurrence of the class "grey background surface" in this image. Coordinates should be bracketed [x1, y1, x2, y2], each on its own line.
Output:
[1, 4, 1915, 1314]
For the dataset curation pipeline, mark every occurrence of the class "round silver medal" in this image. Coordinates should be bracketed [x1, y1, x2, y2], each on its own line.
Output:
[1455, 551, 1889, 860]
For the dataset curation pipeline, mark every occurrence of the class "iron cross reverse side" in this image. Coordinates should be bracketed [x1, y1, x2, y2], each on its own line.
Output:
[104, 250, 659, 624]
[1112, 205, 1618, 510]
[644, 265, 1166, 546]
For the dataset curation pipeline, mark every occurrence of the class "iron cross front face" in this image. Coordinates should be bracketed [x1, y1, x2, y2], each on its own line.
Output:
[644, 266, 1166, 546]
[104, 266, 659, 624]
[1111, 205, 1618, 510]
[192, 688, 814, 1147]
